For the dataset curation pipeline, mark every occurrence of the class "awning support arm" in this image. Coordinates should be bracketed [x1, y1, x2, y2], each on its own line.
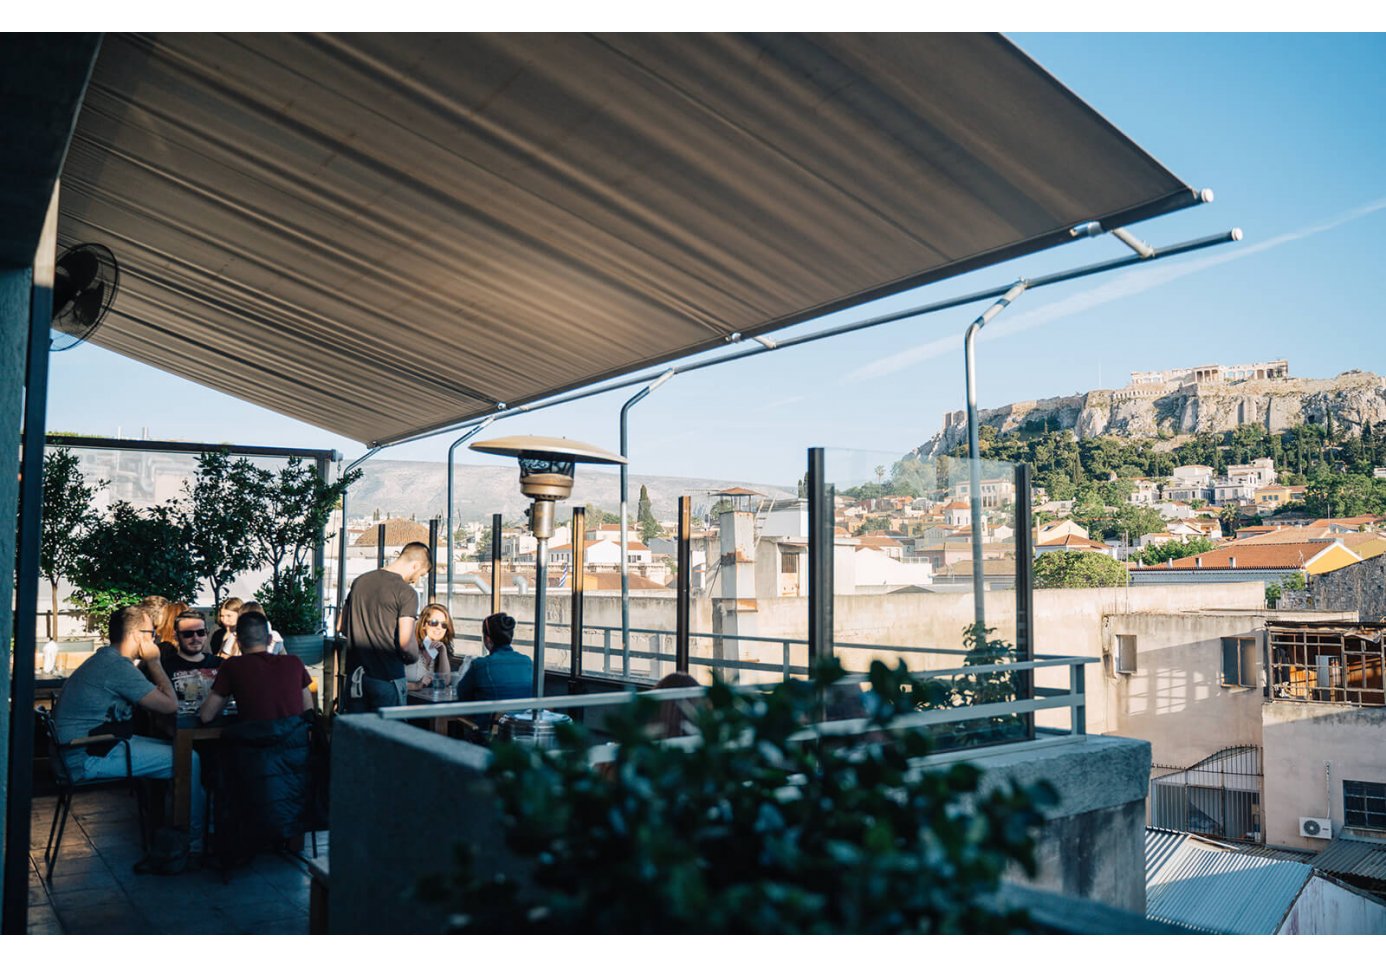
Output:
[964, 281, 1029, 637]
[446, 416, 497, 608]
[620, 369, 675, 673]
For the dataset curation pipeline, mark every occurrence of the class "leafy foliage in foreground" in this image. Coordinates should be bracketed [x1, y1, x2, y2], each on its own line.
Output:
[422, 657, 1057, 933]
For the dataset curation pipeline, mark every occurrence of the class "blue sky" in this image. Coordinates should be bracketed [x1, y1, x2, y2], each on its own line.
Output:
[46, 33, 1386, 487]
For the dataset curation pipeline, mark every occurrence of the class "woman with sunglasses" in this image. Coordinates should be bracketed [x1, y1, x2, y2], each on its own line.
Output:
[405, 603, 455, 692]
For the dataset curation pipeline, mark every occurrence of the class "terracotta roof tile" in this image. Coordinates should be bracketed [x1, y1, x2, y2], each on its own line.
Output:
[353, 518, 431, 546]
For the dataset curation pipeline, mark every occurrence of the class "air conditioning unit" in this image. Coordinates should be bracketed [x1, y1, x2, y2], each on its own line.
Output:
[1299, 817, 1333, 840]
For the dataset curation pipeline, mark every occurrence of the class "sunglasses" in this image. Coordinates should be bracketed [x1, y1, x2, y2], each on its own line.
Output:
[178, 629, 208, 638]
[425, 619, 447, 628]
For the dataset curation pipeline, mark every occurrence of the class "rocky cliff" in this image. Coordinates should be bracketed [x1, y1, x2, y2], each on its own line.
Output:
[914, 370, 1386, 458]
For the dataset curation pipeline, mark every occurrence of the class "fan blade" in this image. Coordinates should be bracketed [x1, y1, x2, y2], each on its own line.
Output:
[60, 249, 101, 292]
[72, 282, 106, 327]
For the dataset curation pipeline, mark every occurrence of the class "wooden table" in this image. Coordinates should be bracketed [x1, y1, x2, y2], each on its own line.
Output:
[34, 675, 66, 707]
[172, 710, 235, 830]
[405, 684, 461, 735]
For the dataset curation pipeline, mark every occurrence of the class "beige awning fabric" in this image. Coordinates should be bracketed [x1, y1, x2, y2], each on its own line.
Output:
[58, 33, 1199, 446]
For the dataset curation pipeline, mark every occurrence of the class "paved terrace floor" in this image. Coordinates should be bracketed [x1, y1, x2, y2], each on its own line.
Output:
[26, 786, 320, 935]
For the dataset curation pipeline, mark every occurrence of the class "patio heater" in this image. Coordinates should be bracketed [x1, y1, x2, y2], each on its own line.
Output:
[468, 435, 626, 701]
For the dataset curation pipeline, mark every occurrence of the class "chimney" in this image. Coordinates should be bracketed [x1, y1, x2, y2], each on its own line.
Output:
[1229, 556, 1237, 568]
[1167, 559, 1173, 569]
[1195, 557, 1203, 568]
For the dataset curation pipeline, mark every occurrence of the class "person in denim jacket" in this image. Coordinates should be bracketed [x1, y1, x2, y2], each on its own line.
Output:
[455, 613, 532, 735]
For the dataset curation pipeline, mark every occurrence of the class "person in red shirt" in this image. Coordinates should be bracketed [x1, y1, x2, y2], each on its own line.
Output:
[200, 612, 312, 723]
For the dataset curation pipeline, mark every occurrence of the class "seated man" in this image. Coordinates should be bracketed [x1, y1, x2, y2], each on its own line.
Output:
[200, 612, 317, 862]
[53, 605, 204, 844]
[200, 612, 312, 723]
[161, 609, 222, 703]
[455, 612, 533, 736]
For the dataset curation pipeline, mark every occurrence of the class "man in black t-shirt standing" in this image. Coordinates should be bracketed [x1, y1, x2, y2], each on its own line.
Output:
[339, 541, 431, 712]
[161, 609, 223, 703]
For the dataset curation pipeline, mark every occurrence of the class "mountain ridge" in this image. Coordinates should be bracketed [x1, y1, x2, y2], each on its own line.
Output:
[351, 461, 796, 524]
[913, 368, 1386, 459]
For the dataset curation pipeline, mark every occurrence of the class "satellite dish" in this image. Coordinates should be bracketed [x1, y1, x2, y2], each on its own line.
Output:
[51, 243, 119, 352]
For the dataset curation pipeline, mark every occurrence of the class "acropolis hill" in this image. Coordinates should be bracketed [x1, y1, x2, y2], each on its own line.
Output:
[915, 361, 1386, 458]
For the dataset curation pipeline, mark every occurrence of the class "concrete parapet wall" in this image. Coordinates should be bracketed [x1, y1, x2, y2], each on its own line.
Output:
[330, 717, 1152, 930]
[328, 716, 511, 934]
[975, 735, 1152, 913]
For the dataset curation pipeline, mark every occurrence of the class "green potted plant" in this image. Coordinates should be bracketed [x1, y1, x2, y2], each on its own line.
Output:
[40, 448, 104, 641]
[244, 457, 360, 663]
[69, 501, 200, 631]
[183, 450, 262, 610]
[421, 657, 1056, 932]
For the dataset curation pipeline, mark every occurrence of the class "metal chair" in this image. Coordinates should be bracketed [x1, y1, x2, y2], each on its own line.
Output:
[37, 707, 150, 880]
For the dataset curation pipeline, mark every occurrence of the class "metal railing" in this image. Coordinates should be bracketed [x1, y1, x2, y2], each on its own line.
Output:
[447, 620, 979, 683]
[377, 654, 1097, 744]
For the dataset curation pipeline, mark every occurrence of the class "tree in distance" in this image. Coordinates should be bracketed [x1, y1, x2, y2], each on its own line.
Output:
[1033, 550, 1129, 589]
[636, 484, 660, 543]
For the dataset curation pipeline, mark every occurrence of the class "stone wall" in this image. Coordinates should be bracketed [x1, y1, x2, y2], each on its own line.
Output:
[1309, 555, 1386, 621]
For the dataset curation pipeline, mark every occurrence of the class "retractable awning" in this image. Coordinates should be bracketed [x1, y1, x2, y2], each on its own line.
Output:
[58, 33, 1202, 446]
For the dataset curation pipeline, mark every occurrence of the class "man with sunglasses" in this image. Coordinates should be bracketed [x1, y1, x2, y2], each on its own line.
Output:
[161, 610, 223, 703]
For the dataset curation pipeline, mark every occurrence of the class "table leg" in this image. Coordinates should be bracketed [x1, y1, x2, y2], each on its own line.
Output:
[173, 728, 194, 829]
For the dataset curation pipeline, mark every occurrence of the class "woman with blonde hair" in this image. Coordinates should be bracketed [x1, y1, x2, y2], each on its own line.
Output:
[405, 603, 455, 691]
[211, 597, 243, 658]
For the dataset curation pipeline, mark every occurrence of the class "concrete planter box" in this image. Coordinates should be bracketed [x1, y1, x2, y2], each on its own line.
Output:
[329, 716, 1152, 933]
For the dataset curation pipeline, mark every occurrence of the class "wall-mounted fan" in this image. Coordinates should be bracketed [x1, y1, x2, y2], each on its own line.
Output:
[50, 242, 119, 352]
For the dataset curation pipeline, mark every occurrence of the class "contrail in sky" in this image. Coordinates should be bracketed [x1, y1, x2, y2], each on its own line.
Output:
[840, 196, 1386, 384]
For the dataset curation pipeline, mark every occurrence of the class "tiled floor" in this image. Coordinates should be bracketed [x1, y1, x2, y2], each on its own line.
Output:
[27, 785, 323, 935]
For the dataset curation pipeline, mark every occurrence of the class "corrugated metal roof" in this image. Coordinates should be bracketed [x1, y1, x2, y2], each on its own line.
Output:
[1229, 843, 1317, 864]
[1145, 828, 1189, 879]
[54, 33, 1200, 446]
[1312, 836, 1386, 882]
[1146, 835, 1311, 934]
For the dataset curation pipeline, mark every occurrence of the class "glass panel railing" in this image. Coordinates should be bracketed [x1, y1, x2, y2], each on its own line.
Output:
[823, 447, 1027, 750]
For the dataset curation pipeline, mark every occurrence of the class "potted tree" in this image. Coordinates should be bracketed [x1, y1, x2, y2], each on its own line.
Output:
[244, 457, 360, 664]
[40, 448, 104, 643]
[70, 501, 200, 631]
[183, 450, 262, 610]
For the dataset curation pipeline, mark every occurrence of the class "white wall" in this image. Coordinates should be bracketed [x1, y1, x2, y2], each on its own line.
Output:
[1278, 874, 1386, 934]
[1262, 700, 1386, 849]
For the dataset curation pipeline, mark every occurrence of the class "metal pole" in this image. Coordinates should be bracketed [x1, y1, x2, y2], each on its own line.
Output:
[333, 447, 381, 621]
[570, 507, 586, 682]
[330, 446, 380, 719]
[445, 417, 495, 610]
[1014, 462, 1036, 741]
[376, 523, 386, 569]
[807, 447, 834, 670]
[376, 228, 1238, 452]
[4, 192, 57, 937]
[312, 453, 334, 632]
[619, 369, 674, 655]
[964, 282, 1027, 638]
[676, 496, 691, 673]
[427, 517, 439, 603]
[533, 533, 549, 700]
[490, 512, 503, 616]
